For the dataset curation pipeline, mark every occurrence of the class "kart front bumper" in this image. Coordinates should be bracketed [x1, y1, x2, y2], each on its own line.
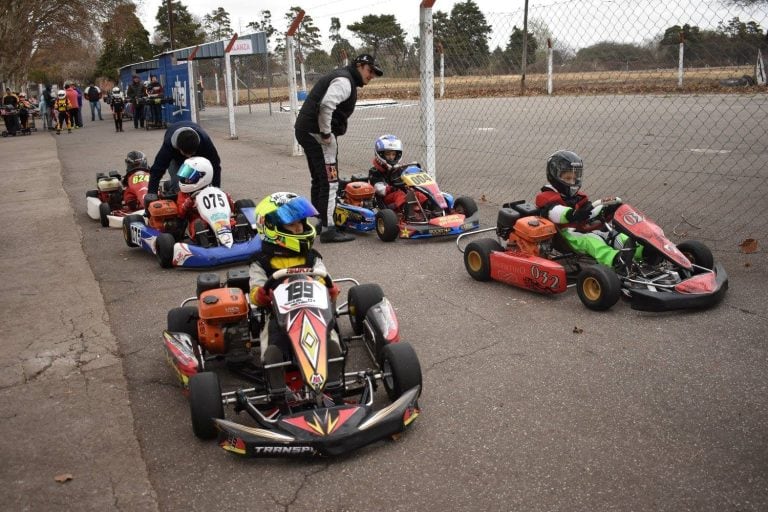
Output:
[400, 211, 481, 239]
[628, 262, 729, 312]
[214, 386, 421, 457]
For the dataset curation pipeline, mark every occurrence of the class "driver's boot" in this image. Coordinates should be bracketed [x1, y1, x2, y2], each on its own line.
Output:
[613, 239, 636, 272]
[319, 225, 354, 243]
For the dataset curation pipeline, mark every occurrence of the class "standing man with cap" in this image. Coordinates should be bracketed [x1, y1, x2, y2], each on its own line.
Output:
[147, 121, 222, 195]
[294, 54, 383, 243]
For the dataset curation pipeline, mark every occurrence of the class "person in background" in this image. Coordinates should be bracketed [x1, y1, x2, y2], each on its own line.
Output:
[84, 82, 103, 121]
[64, 83, 79, 130]
[40, 85, 54, 130]
[53, 89, 72, 134]
[109, 86, 126, 133]
[126, 75, 145, 129]
[196, 78, 205, 111]
[146, 75, 164, 127]
[294, 54, 383, 243]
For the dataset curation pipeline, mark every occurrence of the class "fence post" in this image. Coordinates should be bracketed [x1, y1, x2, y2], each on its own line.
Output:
[547, 38, 553, 95]
[286, 10, 305, 157]
[437, 42, 445, 99]
[678, 31, 685, 88]
[419, 1, 436, 178]
[214, 72, 220, 104]
[224, 33, 238, 139]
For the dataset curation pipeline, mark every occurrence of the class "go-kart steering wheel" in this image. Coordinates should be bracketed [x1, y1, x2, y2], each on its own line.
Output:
[261, 268, 334, 292]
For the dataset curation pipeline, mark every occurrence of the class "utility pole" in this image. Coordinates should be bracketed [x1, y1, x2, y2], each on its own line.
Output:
[167, 0, 176, 50]
[521, 0, 529, 94]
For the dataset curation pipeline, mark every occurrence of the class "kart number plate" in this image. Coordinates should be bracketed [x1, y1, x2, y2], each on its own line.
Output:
[401, 172, 434, 187]
[275, 281, 328, 313]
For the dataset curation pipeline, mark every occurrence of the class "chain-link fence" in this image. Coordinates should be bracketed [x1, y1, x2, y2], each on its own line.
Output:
[224, 0, 768, 252]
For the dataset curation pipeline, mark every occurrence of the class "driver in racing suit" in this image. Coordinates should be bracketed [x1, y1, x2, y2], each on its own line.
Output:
[534, 150, 640, 269]
[175, 157, 234, 240]
[248, 192, 342, 396]
[368, 134, 428, 217]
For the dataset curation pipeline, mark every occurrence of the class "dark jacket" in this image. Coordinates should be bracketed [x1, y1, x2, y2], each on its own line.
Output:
[294, 65, 363, 136]
[148, 121, 222, 194]
[126, 81, 145, 104]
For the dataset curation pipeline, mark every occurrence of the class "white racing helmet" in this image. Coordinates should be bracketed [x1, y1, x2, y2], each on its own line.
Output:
[177, 156, 213, 194]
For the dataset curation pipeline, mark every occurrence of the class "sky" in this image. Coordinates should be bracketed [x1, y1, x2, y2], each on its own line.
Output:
[135, 0, 768, 52]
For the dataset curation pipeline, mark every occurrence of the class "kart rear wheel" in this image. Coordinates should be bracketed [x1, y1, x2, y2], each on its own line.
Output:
[188, 372, 224, 440]
[99, 202, 111, 227]
[156, 232, 176, 268]
[453, 196, 478, 217]
[122, 214, 144, 248]
[234, 198, 255, 212]
[576, 265, 621, 311]
[167, 306, 199, 339]
[376, 209, 399, 242]
[85, 189, 98, 198]
[464, 238, 503, 281]
[348, 283, 385, 335]
[677, 240, 714, 272]
[381, 342, 422, 401]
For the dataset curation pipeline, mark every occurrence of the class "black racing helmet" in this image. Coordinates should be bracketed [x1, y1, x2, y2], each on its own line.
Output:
[546, 150, 583, 198]
[125, 150, 148, 173]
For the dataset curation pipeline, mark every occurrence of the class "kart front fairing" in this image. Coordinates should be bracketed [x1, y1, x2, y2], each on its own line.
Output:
[215, 385, 420, 457]
[195, 186, 234, 248]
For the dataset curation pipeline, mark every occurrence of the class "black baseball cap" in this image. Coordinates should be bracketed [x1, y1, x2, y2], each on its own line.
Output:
[354, 54, 383, 76]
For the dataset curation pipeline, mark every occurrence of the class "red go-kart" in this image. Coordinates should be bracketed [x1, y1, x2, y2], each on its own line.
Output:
[460, 199, 728, 312]
[86, 169, 150, 227]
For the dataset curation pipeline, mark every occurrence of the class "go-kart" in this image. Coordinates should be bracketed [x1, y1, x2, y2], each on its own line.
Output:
[460, 198, 728, 312]
[333, 164, 480, 242]
[122, 186, 261, 268]
[163, 267, 422, 457]
[86, 169, 150, 227]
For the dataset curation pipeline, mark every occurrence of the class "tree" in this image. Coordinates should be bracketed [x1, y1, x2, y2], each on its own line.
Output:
[154, 1, 204, 51]
[505, 26, 538, 73]
[95, 3, 154, 81]
[247, 10, 277, 43]
[432, 1, 492, 75]
[575, 41, 654, 71]
[275, 7, 322, 61]
[202, 7, 233, 42]
[329, 17, 355, 66]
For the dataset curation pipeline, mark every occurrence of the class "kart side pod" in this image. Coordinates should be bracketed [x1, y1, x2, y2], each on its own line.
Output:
[197, 288, 249, 354]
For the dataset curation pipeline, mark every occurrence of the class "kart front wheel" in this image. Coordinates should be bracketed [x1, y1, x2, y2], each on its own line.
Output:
[234, 198, 255, 213]
[382, 342, 422, 401]
[156, 233, 176, 268]
[98, 202, 111, 227]
[348, 283, 384, 335]
[122, 214, 144, 248]
[167, 306, 199, 339]
[677, 240, 714, 272]
[188, 372, 224, 440]
[453, 196, 478, 217]
[576, 265, 621, 311]
[376, 209, 399, 242]
[464, 238, 503, 281]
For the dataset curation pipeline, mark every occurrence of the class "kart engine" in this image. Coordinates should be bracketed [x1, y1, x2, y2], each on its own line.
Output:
[197, 287, 252, 356]
[97, 173, 123, 208]
[497, 208, 558, 257]
[344, 182, 375, 207]
[145, 198, 181, 233]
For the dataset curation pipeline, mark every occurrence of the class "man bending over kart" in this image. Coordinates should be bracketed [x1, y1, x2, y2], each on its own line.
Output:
[147, 121, 222, 195]
[368, 134, 428, 217]
[175, 156, 234, 240]
[535, 150, 644, 270]
[248, 192, 342, 394]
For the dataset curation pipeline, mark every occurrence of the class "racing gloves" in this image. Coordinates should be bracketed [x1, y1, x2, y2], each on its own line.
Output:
[566, 201, 593, 222]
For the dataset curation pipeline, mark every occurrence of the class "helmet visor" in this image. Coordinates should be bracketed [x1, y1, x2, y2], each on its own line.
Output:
[177, 162, 202, 185]
[270, 196, 318, 226]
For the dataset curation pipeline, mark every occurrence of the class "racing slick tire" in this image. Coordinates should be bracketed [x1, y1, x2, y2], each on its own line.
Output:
[167, 306, 199, 339]
[381, 342, 422, 401]
[122, 214, 144, 248]
[677, 240, 714, 273]
[453, 196, 478, 217]
[189, 372, 224, 440]
[464, 238, 503, 281]
[576, 265, 621, 311]
[348, 283, 385, 336]
[98, 202, 111, 227]
[376, 209, 399, 242]
[85, 189, 98, 198]
[234, 198, 255, 212]
[156, 232, 176, 268]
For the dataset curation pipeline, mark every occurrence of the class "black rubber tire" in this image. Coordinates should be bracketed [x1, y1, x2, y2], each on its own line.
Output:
[453, 196, 478, 217]
[122, 214, 144, 248]
[381, 342, 422, 401]
[85, 189, 99, 198]
[234, 198, 255, 212]
[167, 306, 199, 339]
[188, 372, 224, 440]
[156, 232, 176, 268]
[464, 238, 503, 281]
[348, 283, 385, 335]
[576, 265, 621, 311]
[98, 202, 111, 227]
[677, 240, 714, 272]
[376, 209, 399, 242]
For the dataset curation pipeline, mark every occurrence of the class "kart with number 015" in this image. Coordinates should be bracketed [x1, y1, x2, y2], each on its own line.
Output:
[333, 164, 480, 242]
[460, 198, 728, 312]
[163, 267, 422, 457]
